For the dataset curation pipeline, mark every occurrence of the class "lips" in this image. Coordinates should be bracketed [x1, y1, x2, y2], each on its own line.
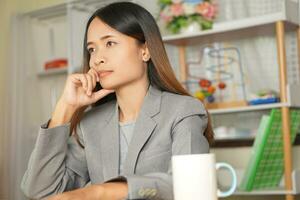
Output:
[98, 70, 113, 78]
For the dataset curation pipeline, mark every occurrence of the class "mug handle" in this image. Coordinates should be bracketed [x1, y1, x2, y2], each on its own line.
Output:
[216, 162, 237, 197]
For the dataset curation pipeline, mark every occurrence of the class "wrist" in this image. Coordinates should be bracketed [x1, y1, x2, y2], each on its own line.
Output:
[58, 99, 81, 119]
[57, 98, 79, 112]
[48, 100, 78, 128]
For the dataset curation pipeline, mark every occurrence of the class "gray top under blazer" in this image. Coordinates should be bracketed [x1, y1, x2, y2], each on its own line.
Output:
[119, 121, 136, 175]
[21, 84, 209, 200]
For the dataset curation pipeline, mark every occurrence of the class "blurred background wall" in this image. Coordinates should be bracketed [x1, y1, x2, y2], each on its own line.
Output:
[0, 1, 64, 199]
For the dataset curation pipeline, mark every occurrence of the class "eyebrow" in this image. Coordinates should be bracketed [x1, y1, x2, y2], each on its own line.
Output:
[87, 35, 116, 46]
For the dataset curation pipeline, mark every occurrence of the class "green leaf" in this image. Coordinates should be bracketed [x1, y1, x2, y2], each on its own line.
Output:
[158, 0, 172, 6]
[201, 20, 213, 30]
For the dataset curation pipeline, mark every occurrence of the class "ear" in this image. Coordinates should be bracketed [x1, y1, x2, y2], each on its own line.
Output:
[141, 43, 150, 62]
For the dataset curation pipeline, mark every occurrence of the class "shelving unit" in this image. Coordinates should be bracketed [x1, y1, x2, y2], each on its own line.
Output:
[21, 0, 118, 77]
[162, 1, 300, 199]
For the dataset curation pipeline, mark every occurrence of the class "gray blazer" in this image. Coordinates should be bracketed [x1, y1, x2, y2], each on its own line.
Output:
[21, 85, 209, 200]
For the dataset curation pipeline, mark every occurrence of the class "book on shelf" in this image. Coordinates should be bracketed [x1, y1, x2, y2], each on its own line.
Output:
[239, 109, 300, 191]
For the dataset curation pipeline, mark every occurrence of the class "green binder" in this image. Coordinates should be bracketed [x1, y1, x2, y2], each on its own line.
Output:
[239, 109, 300, 191]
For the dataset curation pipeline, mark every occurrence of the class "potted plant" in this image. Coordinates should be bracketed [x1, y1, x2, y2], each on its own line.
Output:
[158, 0, 218, 34]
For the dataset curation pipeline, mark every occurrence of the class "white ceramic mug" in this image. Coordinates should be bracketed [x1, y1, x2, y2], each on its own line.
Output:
[172, 153, 237, 200]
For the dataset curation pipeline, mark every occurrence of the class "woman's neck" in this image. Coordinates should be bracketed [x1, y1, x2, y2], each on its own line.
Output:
[116, 80, 150, 123]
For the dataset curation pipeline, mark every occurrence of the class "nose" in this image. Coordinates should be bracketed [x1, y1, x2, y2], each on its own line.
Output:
[94, 58, 105, 66]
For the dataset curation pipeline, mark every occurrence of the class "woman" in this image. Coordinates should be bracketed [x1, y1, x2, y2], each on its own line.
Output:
[21, 2, 213, 200]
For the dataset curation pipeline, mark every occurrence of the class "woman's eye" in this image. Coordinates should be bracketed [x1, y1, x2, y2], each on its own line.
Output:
[87, 48, 95, 54]
[106, 41, 116, 47]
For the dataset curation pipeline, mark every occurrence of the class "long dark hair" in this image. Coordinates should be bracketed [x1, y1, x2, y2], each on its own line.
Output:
[70, 2, 214, 147]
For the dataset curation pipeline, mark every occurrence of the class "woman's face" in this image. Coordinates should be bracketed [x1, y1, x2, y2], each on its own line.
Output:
[86, 17, 149, 90]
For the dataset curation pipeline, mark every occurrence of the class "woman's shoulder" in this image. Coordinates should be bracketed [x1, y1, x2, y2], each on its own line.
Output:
[161, 90, 207, 115]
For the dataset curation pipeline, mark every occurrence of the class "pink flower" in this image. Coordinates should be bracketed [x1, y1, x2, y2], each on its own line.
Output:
[160, 6, 173, 23]
[195, 2, 217, 20]
[170, 3, 184, 17]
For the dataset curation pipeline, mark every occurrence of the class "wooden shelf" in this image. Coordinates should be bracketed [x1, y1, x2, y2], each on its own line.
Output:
[234, 188, 295, 195]
[208, 103, 289, 115]
[211, 138, 254, 148]
[206, 84, 300, 114]
[37, 67, 68, 77]
[212, 134, 300, 148]
[162, 13, 299, 46]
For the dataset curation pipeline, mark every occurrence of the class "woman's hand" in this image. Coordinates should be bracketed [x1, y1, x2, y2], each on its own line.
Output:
[45, 182, 128, 200]
[45, 185, 103, 200]
[59, 68, 115, 109]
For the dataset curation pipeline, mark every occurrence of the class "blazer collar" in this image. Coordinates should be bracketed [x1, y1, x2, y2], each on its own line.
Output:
[100, 84, 162, 181]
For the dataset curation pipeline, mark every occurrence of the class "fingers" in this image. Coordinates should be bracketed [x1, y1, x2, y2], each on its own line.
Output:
[91, 89, 115, 102]
[87, 68, 100, 96]
[71, 68, 101, 97]
[85, 74, 93, 96]
[72, 69, 98, 96]
[72, 74, 88, 91]
[89, 67, 100, 82]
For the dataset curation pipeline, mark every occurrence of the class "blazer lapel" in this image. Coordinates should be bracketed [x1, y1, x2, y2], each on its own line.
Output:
[122, 85, 162, 175]
[100, 85, 162, 180]
[100, 101, 120, 181]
